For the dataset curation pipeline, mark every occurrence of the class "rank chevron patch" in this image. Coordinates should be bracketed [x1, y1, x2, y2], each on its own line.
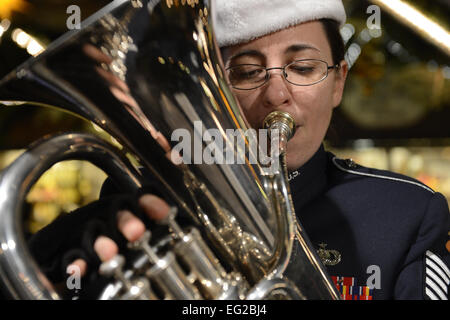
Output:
[424, 250, 450, 300]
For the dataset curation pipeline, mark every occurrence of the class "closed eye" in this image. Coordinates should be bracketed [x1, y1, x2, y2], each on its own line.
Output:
[288, 65, 315, 74]
[239, 69, 264, 78]
[228, 66, 265, 81]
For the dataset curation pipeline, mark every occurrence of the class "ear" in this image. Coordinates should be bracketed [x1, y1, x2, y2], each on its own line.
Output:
[332, 59, 348, 109]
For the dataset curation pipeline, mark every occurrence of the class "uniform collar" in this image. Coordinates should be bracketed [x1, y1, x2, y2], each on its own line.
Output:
[288, 145, 328, 210]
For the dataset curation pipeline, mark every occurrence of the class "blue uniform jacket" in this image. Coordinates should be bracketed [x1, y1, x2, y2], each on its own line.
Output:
[290, 145, 450, 300]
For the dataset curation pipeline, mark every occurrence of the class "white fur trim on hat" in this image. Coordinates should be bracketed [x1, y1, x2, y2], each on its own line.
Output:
[214, 0, 346, 47]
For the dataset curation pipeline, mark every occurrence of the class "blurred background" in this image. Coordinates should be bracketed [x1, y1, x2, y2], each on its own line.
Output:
[0, 0, 449, 232]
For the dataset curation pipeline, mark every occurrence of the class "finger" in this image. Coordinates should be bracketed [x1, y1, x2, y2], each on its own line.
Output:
[110, 86, 140, 108]
[117, 209, 146, 242]
[94, 236, 119, 262]
[95, 66, 130, 92]
[67, 259, 87, 277]
[82, 44, 113, 64]
[138, 194, 170, 221]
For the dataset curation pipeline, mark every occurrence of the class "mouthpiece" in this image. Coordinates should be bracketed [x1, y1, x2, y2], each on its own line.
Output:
[262, 111, 296, 140]
[262, 111, 296, 154]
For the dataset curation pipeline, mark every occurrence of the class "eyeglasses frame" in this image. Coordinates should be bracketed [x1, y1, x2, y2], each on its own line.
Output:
[226, 59, 341, 90]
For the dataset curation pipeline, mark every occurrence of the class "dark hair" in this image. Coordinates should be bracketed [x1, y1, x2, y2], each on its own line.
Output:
[320, 19, 346, 143]
[320, 18, 345, 65]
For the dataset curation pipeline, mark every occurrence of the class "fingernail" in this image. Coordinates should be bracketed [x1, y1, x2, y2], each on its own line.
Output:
[117, 210, 145, 242]
[94, 236, 118, 262]
[139, 194, 170, 220]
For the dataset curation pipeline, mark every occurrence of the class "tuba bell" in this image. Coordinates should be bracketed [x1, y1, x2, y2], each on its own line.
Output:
[0, 0, 340, 300]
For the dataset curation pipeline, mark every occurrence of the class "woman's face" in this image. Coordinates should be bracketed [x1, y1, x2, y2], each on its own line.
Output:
[222, 21, 348, 170]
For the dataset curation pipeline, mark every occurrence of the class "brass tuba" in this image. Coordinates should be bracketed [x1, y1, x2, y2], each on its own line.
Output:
[0, 0, 340, 300]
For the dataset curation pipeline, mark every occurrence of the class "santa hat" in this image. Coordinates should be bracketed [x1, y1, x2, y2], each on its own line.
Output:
[214, 0, 346, 47]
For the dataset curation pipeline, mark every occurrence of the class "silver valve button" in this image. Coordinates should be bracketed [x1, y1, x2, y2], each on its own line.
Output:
[159, 207, 185, 239]
[99, 254, 132, 291]
[127, 230, 160, 264]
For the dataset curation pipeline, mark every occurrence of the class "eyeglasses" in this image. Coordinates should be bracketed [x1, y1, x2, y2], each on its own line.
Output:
[226, 59, 340, 90]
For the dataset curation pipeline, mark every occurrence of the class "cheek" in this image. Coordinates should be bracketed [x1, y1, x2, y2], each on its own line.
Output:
[286, 87, 334, 169]
[233, 91, 254, 110]
[292, 83, 334, 121]
[232, 91, 261, 125]
[290, 85, 334, 149]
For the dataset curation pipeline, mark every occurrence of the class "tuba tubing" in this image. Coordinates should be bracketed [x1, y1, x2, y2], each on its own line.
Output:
[0, 133, 142, 299]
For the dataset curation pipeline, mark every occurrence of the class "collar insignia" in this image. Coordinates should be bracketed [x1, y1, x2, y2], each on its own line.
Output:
[288, 170, 300, 181]
[317, 243, 341, 266]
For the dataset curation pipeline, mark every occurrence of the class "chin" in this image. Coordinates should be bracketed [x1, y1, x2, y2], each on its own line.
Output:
[286, 152, 307, 171]
[285, 137, 321, 171]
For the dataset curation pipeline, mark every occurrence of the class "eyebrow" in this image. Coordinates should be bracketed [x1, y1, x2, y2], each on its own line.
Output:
[227, 44, 321, 64]
[284, 44, 321, 54]
[228, 49, 264, 62]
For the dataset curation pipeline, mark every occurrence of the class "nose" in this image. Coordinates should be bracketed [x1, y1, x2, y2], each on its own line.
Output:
[261, 69, 291, 109]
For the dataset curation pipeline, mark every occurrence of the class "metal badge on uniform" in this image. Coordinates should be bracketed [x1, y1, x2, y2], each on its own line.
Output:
[345, 158, 358, 168]
[317, 243, 341, 266]
[288, 170, 300, 181]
